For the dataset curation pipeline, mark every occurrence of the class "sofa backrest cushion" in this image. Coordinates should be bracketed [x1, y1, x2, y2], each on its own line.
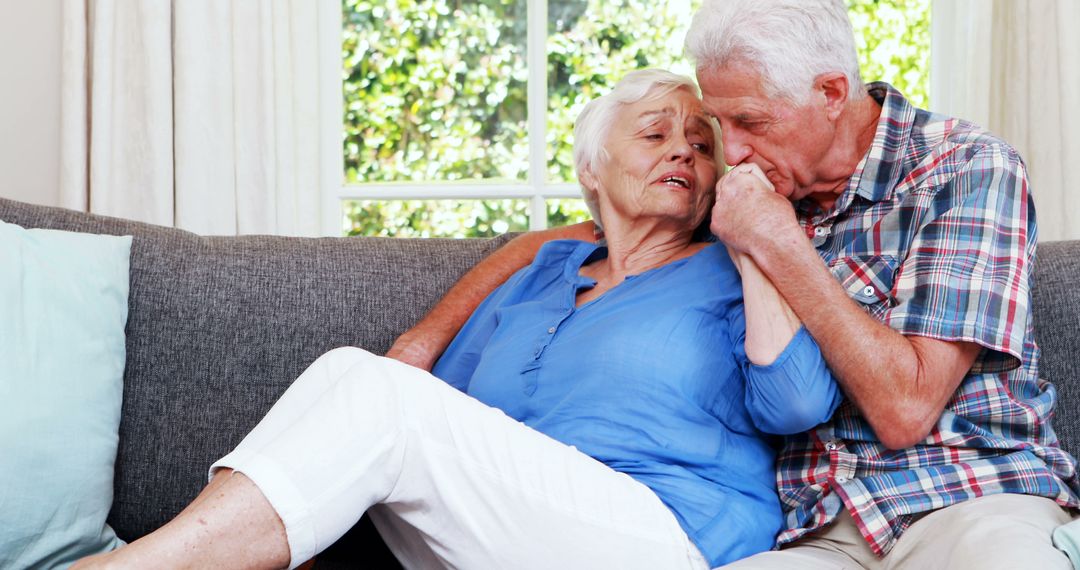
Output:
[0, 221, 129, 567]
[0, 198, 512, 540]
[1032, 240, 1080, 457]
[2, 197, 1078, 539]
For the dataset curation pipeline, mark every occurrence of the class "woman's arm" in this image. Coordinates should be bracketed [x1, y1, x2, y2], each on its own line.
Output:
[386, 221, 596, 371]
[731, 247, 841, 435]
[728, 247, 801, 365]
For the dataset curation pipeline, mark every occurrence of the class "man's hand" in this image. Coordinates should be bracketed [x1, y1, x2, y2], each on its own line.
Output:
[710, 163, 801, 254]
[384, 221, 597, 372]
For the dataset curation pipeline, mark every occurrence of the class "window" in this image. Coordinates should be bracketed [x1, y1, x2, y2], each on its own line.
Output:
[329, 0, 930, 238]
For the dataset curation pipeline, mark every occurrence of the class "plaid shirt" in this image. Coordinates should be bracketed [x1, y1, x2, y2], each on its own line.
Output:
[775, 83, 1080, 556]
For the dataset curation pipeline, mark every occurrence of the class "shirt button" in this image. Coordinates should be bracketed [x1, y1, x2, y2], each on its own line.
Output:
[862, 285, 876, 297]
[824, 441, 838, 451]
[548, 326, 556, 334]
[836, 476, 849, 484]
[814, 226, 828, 236]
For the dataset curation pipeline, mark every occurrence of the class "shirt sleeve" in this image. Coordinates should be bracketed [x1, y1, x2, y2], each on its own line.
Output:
[883, 143, 1036, 373]
[731, 305, 842, 435]
[430, 266, 532, 392]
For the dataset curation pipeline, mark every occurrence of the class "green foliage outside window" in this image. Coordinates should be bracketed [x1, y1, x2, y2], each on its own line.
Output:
[545, 0, 700, 184]
[342, 0, 931, 238]
[343, 0, 528, 184]
[849, 0, 931, 108]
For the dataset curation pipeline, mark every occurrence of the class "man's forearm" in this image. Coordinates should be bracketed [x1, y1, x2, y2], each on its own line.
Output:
[386, 221, 596, 370]
[749, 229, 978, 449]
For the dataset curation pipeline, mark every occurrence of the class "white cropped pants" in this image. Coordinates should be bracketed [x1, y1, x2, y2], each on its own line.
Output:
[211, 347, 708, 570]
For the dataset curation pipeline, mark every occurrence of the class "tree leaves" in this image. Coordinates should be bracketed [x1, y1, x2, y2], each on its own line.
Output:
[341, 0, 930, 237]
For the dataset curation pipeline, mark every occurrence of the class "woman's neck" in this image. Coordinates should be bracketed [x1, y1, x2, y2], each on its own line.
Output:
[586, 220, 702, 281]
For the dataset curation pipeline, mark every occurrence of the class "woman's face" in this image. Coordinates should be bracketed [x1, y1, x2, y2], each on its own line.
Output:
[587, 88, 719, 233]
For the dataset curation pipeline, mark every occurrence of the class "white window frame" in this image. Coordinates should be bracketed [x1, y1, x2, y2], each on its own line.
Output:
[319, 0, 580, 237]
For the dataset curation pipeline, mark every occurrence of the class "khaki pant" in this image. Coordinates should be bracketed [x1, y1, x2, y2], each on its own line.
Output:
[724, 494, 1075, 569]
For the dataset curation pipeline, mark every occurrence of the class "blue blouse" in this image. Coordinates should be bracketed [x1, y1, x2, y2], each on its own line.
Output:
[432, 240, 840, 566]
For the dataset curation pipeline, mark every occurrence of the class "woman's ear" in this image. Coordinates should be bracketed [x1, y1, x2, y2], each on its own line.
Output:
[579, 164, 600, 194]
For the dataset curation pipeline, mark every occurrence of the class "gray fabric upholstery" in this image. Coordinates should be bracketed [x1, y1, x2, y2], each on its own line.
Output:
[1033, 240, 1080, 456]
[0, 197, 510, 558]
[2, 196, 1077, 566]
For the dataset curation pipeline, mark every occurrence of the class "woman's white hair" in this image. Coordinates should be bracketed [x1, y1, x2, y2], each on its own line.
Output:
[685, 0, 865, 103]
[573, 69, 722, 230]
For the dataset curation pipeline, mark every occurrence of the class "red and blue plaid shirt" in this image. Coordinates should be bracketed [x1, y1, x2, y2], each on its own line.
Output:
[776, 83, 1080, 556]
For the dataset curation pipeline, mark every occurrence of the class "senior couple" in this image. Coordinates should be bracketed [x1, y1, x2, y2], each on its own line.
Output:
[77, 0, 1079, 568]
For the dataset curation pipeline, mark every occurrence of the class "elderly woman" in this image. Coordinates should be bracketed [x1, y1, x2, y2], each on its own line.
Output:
[75, 70, 839, 570]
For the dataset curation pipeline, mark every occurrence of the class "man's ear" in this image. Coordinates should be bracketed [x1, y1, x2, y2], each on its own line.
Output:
[815, 72, 849, 120]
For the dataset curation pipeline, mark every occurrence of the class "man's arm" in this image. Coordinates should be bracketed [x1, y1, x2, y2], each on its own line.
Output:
[751, 226, 979, 449]
[712, 165, 981, 450]
[385, 221, 596, 371]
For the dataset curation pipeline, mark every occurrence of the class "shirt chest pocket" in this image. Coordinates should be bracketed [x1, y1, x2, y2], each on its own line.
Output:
[828, 254, 899, 317]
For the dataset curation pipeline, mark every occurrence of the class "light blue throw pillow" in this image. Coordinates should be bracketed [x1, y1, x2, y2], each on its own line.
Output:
[0, 220, 131, 568]
[1055, 517, 1080, 569]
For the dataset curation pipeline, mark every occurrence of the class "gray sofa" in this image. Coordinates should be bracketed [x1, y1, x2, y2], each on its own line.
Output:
[2, 196, 1079, 568]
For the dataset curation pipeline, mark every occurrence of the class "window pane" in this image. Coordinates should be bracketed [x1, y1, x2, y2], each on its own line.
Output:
[848, 0, 931, 109]
[546, 0, 702, 183]
[343, 0, 528, 184]
[338, 0, 931, 237]
[547, 198, 591, 228]
[544, 0, 930, 184]
[344, 199, 530, 238]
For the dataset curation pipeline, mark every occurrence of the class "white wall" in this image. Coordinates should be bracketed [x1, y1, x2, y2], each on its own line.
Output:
[0, 1, 62, 208]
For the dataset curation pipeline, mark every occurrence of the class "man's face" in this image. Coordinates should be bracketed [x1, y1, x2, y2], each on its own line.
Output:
[697, 63, 836, 201]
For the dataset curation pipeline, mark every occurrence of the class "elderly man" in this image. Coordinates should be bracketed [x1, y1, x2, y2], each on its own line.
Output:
[390, 0, 1080, 567]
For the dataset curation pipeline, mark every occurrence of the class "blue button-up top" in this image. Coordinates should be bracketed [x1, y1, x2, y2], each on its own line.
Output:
[433, 240, 840, 566]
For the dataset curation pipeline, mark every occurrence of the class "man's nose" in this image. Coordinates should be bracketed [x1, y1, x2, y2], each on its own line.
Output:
[721, 131, 751, 166]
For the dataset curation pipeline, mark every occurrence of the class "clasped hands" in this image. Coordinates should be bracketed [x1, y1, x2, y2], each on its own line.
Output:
[710, 163, 801, 261]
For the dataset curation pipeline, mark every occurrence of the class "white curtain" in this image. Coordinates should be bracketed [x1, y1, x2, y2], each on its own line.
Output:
[932, 0, 1080, 242]
[60, 0, 340, 236]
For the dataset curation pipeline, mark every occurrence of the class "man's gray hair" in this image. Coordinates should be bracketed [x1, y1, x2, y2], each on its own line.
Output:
[573, 69, 721, 229]
[685, 0, 865, 103]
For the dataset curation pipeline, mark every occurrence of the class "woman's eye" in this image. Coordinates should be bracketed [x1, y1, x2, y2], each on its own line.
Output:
[644, 133, 664, 140]
[692, 142, 712, 153]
